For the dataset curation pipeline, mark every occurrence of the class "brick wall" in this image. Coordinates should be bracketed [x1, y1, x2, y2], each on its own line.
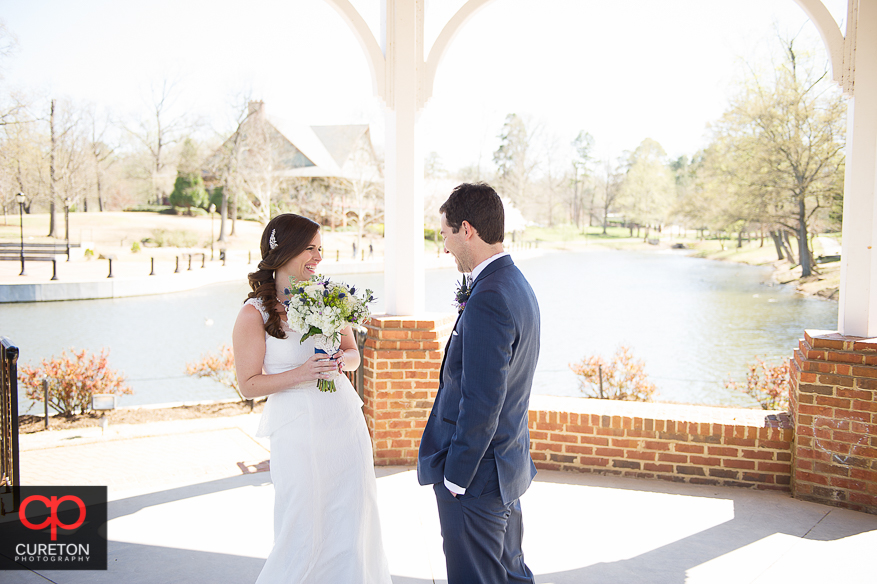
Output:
[789, 330, 877, 513]
[528, 396, 793, 491]
[362, 316, 793, 491]
[362, 314, 455, 466]
[361, 320, 877, 514]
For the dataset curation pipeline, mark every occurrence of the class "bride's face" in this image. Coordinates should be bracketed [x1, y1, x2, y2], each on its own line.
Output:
[279, 231, 323, 287]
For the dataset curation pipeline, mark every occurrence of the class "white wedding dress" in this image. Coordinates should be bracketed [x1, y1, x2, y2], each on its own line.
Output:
[247, 298, 392, 584]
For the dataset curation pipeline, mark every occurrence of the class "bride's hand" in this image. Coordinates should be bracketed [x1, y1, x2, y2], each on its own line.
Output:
[301, 353, 340, 381]
[331, 349, 345, 372]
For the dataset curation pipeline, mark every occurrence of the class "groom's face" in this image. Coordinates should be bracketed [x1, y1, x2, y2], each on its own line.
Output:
[440, 213, 472, 273]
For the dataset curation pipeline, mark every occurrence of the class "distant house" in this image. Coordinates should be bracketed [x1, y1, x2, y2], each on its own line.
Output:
[204, 101, 382, 227]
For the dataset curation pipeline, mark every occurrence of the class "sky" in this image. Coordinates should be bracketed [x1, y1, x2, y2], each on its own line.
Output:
[0, 0, 848, 173]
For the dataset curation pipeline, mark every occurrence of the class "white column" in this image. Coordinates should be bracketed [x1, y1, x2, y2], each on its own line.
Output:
[382, 0, 425, 315]
[839, 3, 877, 338]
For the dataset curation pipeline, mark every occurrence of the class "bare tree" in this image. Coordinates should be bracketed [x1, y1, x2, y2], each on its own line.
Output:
[45, 99, 86, 237]
[570, 131, 595, 228]
[493, 113, 541, 211]
[338, 139, 384, 254]
[85, 105, 115, 212]
[126, 79, 188, 205]
[0, 20, 24, 127]
[598, 157, 624, 235]
[237, 105, 283, 225]
[701, 36, 845, 275]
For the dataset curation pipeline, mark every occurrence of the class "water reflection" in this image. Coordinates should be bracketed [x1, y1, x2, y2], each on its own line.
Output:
[3, 248, 837, 413]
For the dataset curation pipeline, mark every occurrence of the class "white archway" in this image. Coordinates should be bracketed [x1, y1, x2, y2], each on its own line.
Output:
[325, 0, 877, 338]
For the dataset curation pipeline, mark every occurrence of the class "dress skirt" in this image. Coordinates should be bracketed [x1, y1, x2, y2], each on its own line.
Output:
[255, 376, 391, 584]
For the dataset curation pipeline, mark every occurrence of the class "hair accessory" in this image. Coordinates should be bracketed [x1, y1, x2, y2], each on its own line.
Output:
[269, 229, 278, 250]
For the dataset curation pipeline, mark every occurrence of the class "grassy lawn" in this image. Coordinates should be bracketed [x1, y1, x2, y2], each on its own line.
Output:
[0, 211, 386, 264]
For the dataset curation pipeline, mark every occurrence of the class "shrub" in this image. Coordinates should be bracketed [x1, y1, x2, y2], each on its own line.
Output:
[185, 345, 244, 401]
[18, 348, 133, 415]
[169, 172, 208, 213]
[148, 228, 199, 248]
[124, 204, 174, 213]
[726, 357, 790, 410]
[131, 241, 141, 253]
[569, 344, 657, 401]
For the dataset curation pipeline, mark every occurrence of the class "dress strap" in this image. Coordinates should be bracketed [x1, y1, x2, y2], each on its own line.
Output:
[244, 297, 269, 324]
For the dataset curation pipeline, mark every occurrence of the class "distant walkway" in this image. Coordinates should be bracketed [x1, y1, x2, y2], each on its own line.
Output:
[0, 246, 546, 303]
[815, 235, 842, 257]
[0, 251, 389, 303]
[9, 415, 877, 583]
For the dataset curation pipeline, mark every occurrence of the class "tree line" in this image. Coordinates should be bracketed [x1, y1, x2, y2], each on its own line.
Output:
[1, 25, 844, 272]
[430, 37, 845, 278]
[1, 84, 383, 243]
[0, 24, 382, 246]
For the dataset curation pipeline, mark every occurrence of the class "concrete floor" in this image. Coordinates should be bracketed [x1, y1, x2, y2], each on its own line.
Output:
[5, 414, 877, 584]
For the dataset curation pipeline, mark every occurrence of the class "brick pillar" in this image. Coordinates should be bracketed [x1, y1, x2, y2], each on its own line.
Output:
[362, 314, 455, 466]
[790, 330, 877, 514]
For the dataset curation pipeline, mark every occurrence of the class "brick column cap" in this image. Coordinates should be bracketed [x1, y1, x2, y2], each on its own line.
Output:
[368, 313, 457, 328]
[805, 329, 877, 352]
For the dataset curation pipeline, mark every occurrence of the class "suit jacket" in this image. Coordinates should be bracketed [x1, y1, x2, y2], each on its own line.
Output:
[417, 255, 540, 505]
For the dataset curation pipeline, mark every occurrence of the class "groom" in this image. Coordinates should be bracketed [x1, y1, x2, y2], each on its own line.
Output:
[417, 182, 540, 584]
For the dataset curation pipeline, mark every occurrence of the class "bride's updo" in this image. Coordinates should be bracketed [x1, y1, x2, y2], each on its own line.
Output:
[247, 213, 321, 339]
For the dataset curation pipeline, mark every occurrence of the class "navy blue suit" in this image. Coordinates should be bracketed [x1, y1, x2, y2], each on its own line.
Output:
[418, 255, 540, 584]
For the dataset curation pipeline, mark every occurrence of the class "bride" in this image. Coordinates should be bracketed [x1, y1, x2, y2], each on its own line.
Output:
[232, 213, 392, 583]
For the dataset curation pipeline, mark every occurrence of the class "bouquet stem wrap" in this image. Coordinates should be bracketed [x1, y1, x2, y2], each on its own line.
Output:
[314, 335, 341, 392]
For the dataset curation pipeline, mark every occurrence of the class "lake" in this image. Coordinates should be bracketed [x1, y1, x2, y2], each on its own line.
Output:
[2, 248, 837, 414]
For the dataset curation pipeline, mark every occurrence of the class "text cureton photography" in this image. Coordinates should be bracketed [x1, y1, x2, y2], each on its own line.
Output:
[0, 486, 107, 571]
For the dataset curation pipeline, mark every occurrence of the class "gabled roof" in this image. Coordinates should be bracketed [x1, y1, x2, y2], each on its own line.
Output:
[206, 103, 376, 180]
[310, 125, 370, 168]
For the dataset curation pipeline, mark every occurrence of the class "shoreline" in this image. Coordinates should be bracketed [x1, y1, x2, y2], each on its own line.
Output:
[563, 236, 841, 302]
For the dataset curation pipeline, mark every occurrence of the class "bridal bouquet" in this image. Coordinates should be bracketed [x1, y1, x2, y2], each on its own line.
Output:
[283, 275, 375, 392]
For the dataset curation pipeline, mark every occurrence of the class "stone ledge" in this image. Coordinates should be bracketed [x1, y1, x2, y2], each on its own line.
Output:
[529, 395, 780, 428]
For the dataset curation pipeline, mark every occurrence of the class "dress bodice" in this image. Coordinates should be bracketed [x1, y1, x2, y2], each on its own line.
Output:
[246, 297, 320, 376]
[245, 297, 363, 437]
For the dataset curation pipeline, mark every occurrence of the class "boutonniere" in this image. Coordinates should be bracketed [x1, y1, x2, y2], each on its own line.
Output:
[453, 278, 471, 313]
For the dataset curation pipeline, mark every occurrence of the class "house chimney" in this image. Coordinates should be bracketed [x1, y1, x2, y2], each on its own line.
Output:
[248, 100, 265, 118]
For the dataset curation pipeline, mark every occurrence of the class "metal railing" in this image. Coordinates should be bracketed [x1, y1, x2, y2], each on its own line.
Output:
[0, 337, 20, 516]
[344, 326, 368, 401]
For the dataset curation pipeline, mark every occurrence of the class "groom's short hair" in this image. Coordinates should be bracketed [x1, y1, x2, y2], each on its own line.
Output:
[440, 183, 505, 244]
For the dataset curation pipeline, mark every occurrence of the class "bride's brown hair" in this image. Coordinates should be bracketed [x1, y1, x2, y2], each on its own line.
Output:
[247, 213, 321, 339]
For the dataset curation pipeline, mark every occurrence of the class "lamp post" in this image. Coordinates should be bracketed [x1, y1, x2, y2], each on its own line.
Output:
[209, 203, 216, 261]
[64, 197, 71, 261]
[15, 192, 25, 276]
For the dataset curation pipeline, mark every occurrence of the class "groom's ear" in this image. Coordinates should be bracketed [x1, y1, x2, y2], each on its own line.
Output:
[461, 221, 478, 242]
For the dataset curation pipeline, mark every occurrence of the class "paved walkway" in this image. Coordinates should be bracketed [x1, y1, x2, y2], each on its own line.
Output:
[0, 251, 390, 302]
[4, 415, 877, 584]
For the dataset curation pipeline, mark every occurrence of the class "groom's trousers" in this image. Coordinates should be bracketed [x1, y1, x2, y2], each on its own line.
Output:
[433, 461, 535, 584]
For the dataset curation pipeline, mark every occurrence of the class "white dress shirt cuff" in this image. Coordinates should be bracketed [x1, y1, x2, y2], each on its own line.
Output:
[444, 477, 466, 495]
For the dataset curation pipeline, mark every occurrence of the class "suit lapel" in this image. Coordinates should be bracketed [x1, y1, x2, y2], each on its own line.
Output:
[435, 255, 513, 399]
[437, 310, 463, 395]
